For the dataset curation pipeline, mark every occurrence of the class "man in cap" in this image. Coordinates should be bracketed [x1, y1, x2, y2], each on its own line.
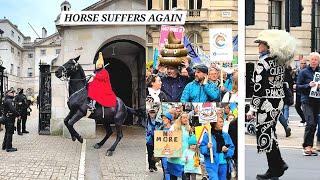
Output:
[2, 89, 20, 152]
[246, 30, 295, 179]
[15, 88, 29, 135]
[157, 59, 194, 102]
[180, 64, 220, 102]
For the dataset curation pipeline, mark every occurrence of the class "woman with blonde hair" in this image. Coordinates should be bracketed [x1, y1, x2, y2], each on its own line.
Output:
[167, 112, 192, 180]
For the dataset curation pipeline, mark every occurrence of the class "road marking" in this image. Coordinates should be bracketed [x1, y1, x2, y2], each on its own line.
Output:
[78, 139, 86, 180]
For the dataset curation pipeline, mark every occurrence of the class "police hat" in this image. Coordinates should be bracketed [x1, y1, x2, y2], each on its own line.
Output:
[6, 89, 15, 94]
[194, 64, 209, 74]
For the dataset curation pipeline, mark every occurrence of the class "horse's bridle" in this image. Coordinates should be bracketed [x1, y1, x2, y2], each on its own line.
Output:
[59, 65, 68, 81]
[58, 60, 79, 82]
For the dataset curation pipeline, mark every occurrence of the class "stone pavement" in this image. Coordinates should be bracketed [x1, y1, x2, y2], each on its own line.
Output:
[0, 106, 81, 180]
[0, 105, 146, 180]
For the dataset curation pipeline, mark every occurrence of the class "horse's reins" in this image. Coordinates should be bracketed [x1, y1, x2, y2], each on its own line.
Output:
[58, 62, 110, 99]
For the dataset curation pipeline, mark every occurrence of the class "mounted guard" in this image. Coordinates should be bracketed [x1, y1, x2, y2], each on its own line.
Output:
[87, 52, 117, 111]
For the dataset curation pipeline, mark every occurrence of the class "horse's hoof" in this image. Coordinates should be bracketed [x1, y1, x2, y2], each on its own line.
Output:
[71, 136, 76, 141]
[77, 136, 83, 143]
[94, 144, 101, 149]
[106, 151, 113, 156]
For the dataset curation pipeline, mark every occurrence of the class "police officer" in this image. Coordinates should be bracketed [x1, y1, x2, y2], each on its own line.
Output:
[2, 89, 20, 152]
[15, 89, 29, 135]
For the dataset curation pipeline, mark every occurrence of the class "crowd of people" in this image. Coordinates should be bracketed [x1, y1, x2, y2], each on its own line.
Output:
[146, 60, 238, 104]
[146, 102, 238, 180]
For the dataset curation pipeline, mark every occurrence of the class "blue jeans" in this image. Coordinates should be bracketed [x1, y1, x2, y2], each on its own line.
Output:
[279, 105, 289, 130]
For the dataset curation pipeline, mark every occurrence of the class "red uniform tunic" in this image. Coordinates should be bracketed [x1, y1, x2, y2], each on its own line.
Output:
[88, 69, 117, 108]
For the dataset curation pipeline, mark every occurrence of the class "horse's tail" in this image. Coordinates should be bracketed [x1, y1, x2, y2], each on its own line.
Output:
[125, 106, 145, 118]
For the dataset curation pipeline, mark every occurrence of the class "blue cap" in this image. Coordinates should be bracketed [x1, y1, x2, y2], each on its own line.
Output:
[188, 135, 197, 145]
[194, 64, 208, 74]
[161, 112, 173, 121]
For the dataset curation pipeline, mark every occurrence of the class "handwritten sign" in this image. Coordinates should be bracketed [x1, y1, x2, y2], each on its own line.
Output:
[199, 102, 217, 123]
[310, 72, 320, 98]
[154, 130, 182, 157]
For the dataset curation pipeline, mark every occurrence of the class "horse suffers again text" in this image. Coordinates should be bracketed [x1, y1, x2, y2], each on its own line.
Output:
[63, 13, 183, 23]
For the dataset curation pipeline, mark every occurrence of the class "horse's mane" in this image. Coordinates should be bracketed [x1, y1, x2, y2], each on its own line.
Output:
[78, 64, 86, 79]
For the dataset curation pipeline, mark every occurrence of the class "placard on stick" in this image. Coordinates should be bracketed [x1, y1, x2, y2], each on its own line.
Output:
[154, 130, 182, 157]
[199, 102, 217, 123]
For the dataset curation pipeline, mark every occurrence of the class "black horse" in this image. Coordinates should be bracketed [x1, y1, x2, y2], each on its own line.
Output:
[55, 56, 142, 156]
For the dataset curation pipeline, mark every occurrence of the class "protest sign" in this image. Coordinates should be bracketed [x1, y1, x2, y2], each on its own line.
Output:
[310, 72, 320, 98]
[154, 130, 182, 157]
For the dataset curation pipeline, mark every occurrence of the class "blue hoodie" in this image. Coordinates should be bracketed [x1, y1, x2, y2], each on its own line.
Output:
[180, 80, 220, 102]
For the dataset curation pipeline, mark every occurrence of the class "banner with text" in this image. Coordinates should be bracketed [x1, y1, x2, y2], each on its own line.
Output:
[209, 28, 233, 62]
[154, 130, 182, 158]
[59, 11, 187, 25]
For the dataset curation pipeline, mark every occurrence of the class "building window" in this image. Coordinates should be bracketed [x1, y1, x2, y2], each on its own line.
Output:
[56, 49, 61, 54]
[148, 0, 152, 10]
[11, 30, 14, 37]
[27, 68, 33, 77]
[187, 32, 203, 53]
[18, 51, 20, 56]
[268, 0, 282, 29]
[40, 49, 46, 56]
[163, 0, 177, 10]
[189, 0, 202, 9]
[18, 36, 20, 42]
[314, 2, 320, 52]
[11, 47, 14, 53]
[10, 64, 13, 75]
[147, 34, 153, 62]
[28, 53, 33, 58]
[17, 67, 20, 77]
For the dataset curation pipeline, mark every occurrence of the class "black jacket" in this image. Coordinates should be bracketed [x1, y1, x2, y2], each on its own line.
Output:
[3, 95, 19, 122]
[15, 93, 28, 116]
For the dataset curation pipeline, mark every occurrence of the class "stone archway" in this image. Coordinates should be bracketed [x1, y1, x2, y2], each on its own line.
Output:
[94, 39, 145, 125]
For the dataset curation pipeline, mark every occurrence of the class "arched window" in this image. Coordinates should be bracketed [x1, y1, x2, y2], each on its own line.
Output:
[187, 32, 203, 53]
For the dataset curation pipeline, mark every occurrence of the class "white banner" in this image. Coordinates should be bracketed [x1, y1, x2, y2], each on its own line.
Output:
[209, 28, 233, 62]
[59, 11, 187, 25]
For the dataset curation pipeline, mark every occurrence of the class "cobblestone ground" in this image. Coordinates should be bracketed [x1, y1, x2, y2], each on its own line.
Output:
[0, 106, 81, 180]
[0, 106, 146, 180]
[91, 125, 145, 180]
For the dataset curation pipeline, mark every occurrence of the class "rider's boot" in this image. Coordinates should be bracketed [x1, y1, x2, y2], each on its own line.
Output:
[87, 100, 96, 111]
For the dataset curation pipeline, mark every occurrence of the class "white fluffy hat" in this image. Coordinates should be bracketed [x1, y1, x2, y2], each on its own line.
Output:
[255, 30, 297, 65]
